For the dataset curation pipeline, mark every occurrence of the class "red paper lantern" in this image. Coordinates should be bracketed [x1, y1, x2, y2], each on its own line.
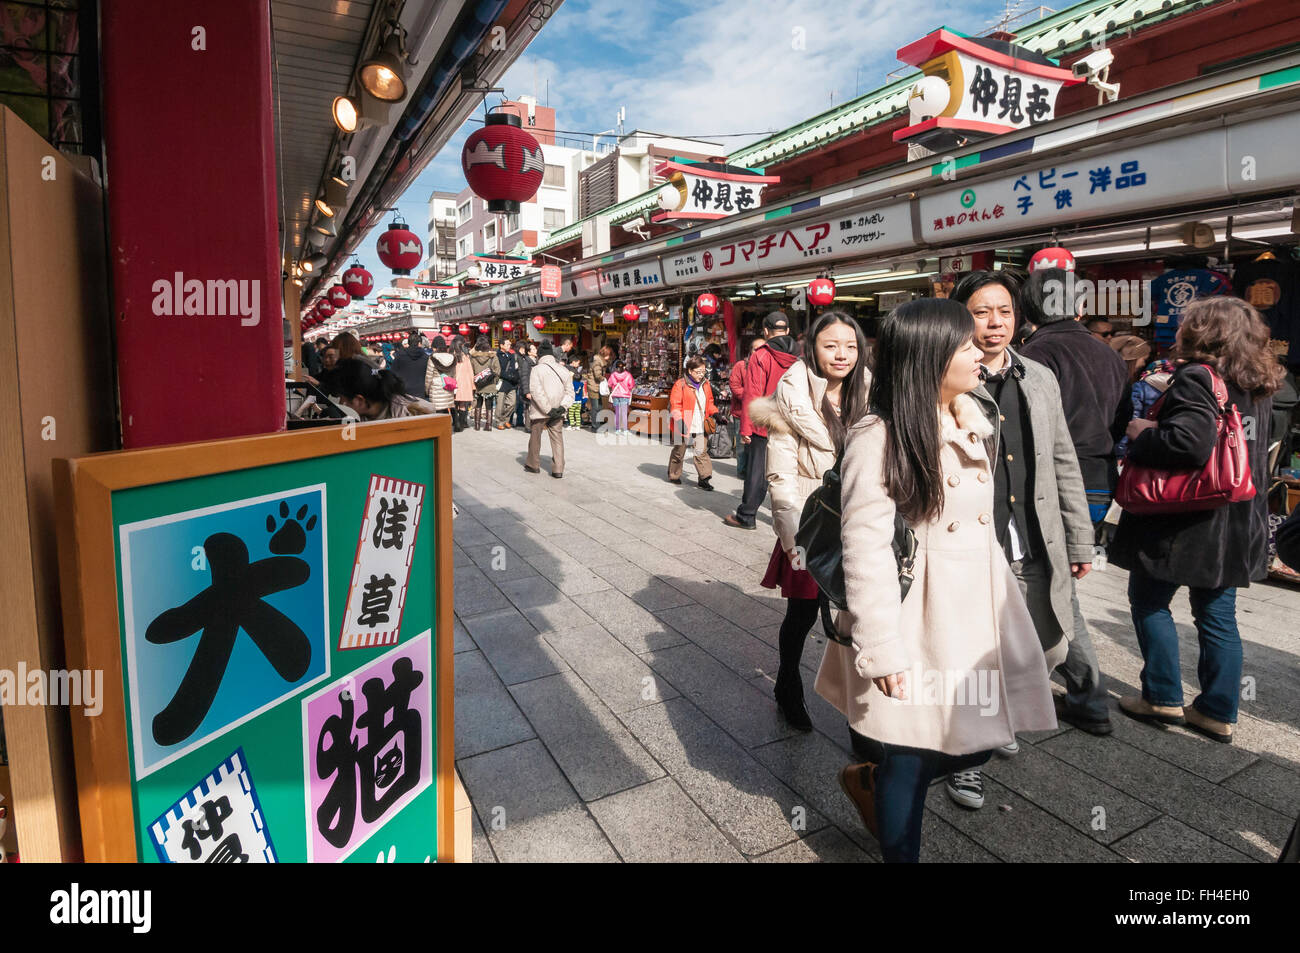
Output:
[458, 323, 470, 336]
[1028, 247, 1076, 272]
[327, 283, 350, 309]
[501, 320, 513, 333]
[807, 278, 836, 306]
[316, 299, 335, 317]
[532, 315, 546, 329]
[622, 303, 640, 322]
[478, 322, 489, 334]
[696, 293, 719, 315]
[343, 262, 374, 299]
[440, 325, 452, 337]
[461, 112, 544, 214]
[376, 215, 423, 275]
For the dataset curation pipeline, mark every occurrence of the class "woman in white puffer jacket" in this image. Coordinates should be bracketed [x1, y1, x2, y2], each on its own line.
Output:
[746, 311, 871, 730]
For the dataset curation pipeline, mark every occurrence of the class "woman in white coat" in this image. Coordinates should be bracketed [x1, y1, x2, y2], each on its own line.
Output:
[815, 298, 1056, 862]
[747, 311, 870, 730]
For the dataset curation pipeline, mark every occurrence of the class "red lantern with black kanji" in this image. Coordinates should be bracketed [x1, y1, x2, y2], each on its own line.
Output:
[343, 261, 374, 298]
[696, 293, 719, 316]
[478, 323, 489, 334]
[532, 315, 546, 330]
[458, 323, 470, 336]
[328, 283, 350, 309]
[461, 111, 544, 214]
[808, 278, 836, 306]
[622, 303, 640, 322]
[376, 214, 423, 275]
[501, 320, 513, 333]
[316, 299, 335, 318]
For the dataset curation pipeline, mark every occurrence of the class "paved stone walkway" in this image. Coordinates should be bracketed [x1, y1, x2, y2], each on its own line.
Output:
[450, 424, 1300, 862]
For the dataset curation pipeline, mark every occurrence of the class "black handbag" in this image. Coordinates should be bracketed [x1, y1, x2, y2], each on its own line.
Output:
[794, 451, 917, 647]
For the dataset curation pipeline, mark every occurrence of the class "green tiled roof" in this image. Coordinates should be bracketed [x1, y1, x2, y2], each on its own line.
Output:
[729, 0, 1228, 168]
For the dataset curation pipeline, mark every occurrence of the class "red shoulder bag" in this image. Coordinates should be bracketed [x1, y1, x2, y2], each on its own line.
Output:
[1115, 364, 1255, 515]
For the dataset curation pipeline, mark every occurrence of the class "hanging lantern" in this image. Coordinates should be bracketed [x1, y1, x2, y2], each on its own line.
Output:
[478, 322, 489, 334]
[622, 303, 640, 322]
[532, 315, 546, 330]
[376, 214, 423, 275]
[328, 283, 351, 309]
[807, 278, 836, 306]
[501, 319, 513, 333]
[343, 260, 374, 298]
[458, 322, 470, 336]
[696, 293, 719, 316]
[440, 324, 452, 337]
[316, 299, 336, 317]
[461, 111, 544, 214]
[1027, 247, 1076, 272]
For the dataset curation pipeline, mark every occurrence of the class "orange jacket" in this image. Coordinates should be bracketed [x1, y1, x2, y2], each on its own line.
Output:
[670, 377, 718, 433]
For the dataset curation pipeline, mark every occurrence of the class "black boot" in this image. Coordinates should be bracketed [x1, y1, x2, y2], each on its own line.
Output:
[774, 672, 812, 731]
[451, 408, 464, 433]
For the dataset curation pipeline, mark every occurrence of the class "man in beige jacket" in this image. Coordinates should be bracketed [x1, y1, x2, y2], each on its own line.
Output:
[524, 340, 573, 478]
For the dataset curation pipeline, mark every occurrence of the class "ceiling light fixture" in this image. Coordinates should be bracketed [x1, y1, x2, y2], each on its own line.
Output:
[332, 95, 360, 133]
[359, 22, 413, 102]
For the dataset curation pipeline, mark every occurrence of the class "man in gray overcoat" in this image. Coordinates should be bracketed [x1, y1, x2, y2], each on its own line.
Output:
[947, 271, 1111, 811]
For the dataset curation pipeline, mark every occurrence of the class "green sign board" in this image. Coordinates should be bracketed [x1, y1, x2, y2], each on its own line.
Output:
[55, 418, 455, 862]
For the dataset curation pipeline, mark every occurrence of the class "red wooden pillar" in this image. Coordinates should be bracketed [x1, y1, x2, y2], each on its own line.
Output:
[102, 0, 284, 447]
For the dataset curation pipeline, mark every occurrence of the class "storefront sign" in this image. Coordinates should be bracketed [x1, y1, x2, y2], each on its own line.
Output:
[379, 296, 410, 314]
[599, 259, 664, 296]
[540, 264, 562, 298]
[469, 256, 536, 283]
[541, 320, 579, 334]
[414, 283, 457, 301]
[894, 29, 1080, 151]
[661, 201, 911, 284]
[654, 160, 780, 221]
[919, 131, 1224, 243]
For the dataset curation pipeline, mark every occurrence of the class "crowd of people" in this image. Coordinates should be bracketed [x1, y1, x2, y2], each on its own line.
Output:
[301, 275, 1299, 862]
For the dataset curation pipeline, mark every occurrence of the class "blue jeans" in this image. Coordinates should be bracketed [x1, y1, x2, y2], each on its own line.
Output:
[849, 729, 991, 863]
[1128, 564, 1242, 723]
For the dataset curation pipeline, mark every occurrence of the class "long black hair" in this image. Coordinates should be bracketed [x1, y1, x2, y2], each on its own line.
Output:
[868, 299, 975, 524]
[332, 358, 404, 407]
[802, 310, 869, 453]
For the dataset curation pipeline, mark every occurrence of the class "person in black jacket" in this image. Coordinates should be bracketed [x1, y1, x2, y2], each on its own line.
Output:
[389, 333, 430, 398]
[495, 338, 519, 430]
[1019, 268, 1130, 523]
[1112, 297, 1285, 743]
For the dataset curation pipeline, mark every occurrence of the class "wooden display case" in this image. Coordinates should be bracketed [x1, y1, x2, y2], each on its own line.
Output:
[628, 392, 670, 438]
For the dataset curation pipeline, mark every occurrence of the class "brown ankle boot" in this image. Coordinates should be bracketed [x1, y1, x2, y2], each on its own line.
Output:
[839, 761, 878, 839]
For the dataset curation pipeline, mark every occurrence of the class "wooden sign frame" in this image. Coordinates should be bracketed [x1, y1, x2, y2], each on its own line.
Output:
[53, 416, 455, 862]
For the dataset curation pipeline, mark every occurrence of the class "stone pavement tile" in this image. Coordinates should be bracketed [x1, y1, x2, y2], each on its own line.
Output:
[509, 672, 665, 802]
[749, 673, 854, 756]
[587, 777, 746, 863]
[1109, 815, 1255, 863]
[621, 697, 828, 855]
[642, 643, 797, 749]
[1093, 696, 1262, 783]
[588, 557, 658, 594]
[980, 738, 1161, 845]
[641, 530, 708, 557]
[453, 615, 475, 653]
[546, 558, 615, 597]
[542, 623, 679, 713]
[661, 576, 788, 630]
[1221, 758, 1300, 817]
[751, 826, 874, 863]
[497, 574, 565, 609]
[460, 606, 569, 686]
[454, 649, 536, 758]
[543, 531, 621, 568]
[629, 576, 696, 612]
[569, 589, 688, 654]
[920, 810, 1002, 862]
[454, 574, 513, 618]
[751, 732, 882, 858]
[609, 538, 689, 576]
[925, 775, 1121, 862]
[654, 602, 780, 679]
[452, 517, 498, 546]
[459, 541, 539, 580]
[470, 805, 497, 863]
[1039, 730, 1293, 861]
[458, 739, 619, 863]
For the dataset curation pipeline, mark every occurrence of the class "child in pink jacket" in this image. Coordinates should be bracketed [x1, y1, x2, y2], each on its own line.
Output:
[605, 362, 635, 434]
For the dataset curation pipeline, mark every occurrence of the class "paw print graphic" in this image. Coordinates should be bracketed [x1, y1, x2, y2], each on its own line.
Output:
[266, 500, 318, 555]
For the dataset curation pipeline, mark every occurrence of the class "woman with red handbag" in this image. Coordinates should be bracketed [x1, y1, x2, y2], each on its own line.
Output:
[1111, 297, 1284, 743]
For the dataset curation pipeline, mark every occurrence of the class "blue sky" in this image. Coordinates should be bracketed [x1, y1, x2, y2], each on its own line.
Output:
[339, 0, 1024, 292]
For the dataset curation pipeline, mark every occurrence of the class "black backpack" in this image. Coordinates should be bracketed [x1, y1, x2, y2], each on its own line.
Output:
[795, 449, 917, 646]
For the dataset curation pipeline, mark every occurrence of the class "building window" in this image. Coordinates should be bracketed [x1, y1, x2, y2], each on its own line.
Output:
[543, 164, 565, 187]
[483, 221, 496, 252]
[543, 207, 565, 230]
[457, 201, 472, 224]
[504, 213, 520, 233]
[457, 236, 470, 259]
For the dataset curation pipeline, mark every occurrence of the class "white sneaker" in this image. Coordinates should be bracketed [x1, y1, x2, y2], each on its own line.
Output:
[997, 739, 1020, 757]
[946, 769, 985, 809]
